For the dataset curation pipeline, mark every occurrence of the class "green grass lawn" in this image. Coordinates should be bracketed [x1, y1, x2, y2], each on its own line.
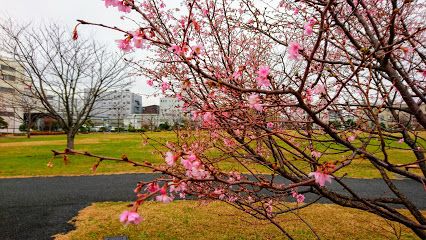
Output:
[0, 131, 423, 178]
[55, 201, 421, 240]
[0, 132, 173, 177]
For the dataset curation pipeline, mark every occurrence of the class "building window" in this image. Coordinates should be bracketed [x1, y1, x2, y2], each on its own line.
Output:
[2, 74, 16, 81]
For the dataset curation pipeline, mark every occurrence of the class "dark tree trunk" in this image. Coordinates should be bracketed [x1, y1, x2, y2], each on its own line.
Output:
[66, 132, 75, 149]
[26, 111, 31, 139]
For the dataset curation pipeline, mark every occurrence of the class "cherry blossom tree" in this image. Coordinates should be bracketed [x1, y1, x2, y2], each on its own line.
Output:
[72, 0, 426, 238]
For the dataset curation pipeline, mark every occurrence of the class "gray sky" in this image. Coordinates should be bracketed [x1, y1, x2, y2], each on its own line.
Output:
[0, 0, 164, 106]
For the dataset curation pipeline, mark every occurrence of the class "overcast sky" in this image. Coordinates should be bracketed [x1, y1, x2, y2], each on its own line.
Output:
[0, 0, 167, 106]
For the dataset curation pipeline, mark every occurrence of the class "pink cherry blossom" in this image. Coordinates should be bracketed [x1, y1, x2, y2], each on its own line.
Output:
[304, 18, 317, 36]
[117, 2, 132, 13]
[293, 8, 299, 14]
[161, 82, 170, 93]
[116, 38, 133, 52]
[265, 200, 273, 216]
[146, 79, 153, 86]
[304, 23, 313, 36]
[224, 138, 236, 147]
[232, 70, 242, 79]
[119, 211, 143, 225]
[308, 18, 317, 25]
[311, 150, 322, 158]
[256, 76, 271, 87]
[288, 42, 302, 60]
[348, 135, 356, 142]
[146, 182, 160, 193]
[304, 88, 313, 104]
[104, 0, 119, 8]
[230, 171, 242, 181]
[228, 196, 238, 203]
[308, 171, 333, 187]
[133, 38, 144, 48]
[155, 185, 174, 203]
[213, 189, 226, 200]
[291, 189, 305, 203]
[187, 153, 197, 161]
[180, 153, 197, 169]
[267, 122, 274, 128]
[312, 84, 326, 95]
[192, 44, 203, 56]
[129, 31, 145, 48]
[398, 138, 404, 143]
[256, 66, 271, 87]
[203, 112, 215, 125]
[257, 66, 270, 78]
[248, 94, 263, 111]
[180, 158, 193, 170]
[296, 194, 305, 203]
[192, 20, 201, 32]
[165, 151, 178, 166]
[170, 181, 187, 193]
[186, 165, 210, 179]
[168, 45, 184, 55]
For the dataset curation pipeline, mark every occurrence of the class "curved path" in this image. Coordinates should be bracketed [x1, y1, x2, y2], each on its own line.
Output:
[0, 174, 425, 240]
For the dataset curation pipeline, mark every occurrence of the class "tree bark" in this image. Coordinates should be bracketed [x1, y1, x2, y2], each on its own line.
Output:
[26, 110, 31, 139]
[66, 132, 75, 149]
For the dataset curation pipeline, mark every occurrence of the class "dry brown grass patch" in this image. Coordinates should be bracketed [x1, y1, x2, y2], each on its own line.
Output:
[55, 201, 421, 240]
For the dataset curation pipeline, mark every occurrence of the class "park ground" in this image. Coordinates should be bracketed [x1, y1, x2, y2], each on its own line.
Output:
[0, 132, 424, 178]
[0, 132, 424, 239]
[56, 201, 420, 240]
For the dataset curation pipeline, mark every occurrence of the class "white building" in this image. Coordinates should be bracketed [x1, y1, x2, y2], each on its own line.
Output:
[0, 58, 39, 133]
[124, 105, 161, 130]
[159, 97, 184, 125]
[89, 89, 142, 127]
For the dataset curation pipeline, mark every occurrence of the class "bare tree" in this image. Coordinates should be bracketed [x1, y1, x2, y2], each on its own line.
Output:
[0, 22, 131, 148]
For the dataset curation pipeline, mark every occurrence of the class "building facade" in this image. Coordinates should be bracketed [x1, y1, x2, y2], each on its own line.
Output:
[123, 105, 160, 130]
[89, 89, 142, 128]
[0, 58, 37, 133]
[159, 97, 184, 125]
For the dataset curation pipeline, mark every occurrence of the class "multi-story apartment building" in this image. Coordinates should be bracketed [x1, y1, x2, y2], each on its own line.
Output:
[0, 58, 38, 133]
[159, 97, 184, 126]
[89, 89, 142, 127]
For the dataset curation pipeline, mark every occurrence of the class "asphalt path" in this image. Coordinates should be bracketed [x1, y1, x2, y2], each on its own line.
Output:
[0, 173, 425, 240]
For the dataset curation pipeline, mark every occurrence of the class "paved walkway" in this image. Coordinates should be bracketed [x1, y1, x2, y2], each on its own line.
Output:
[0, 173, 425, 240]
